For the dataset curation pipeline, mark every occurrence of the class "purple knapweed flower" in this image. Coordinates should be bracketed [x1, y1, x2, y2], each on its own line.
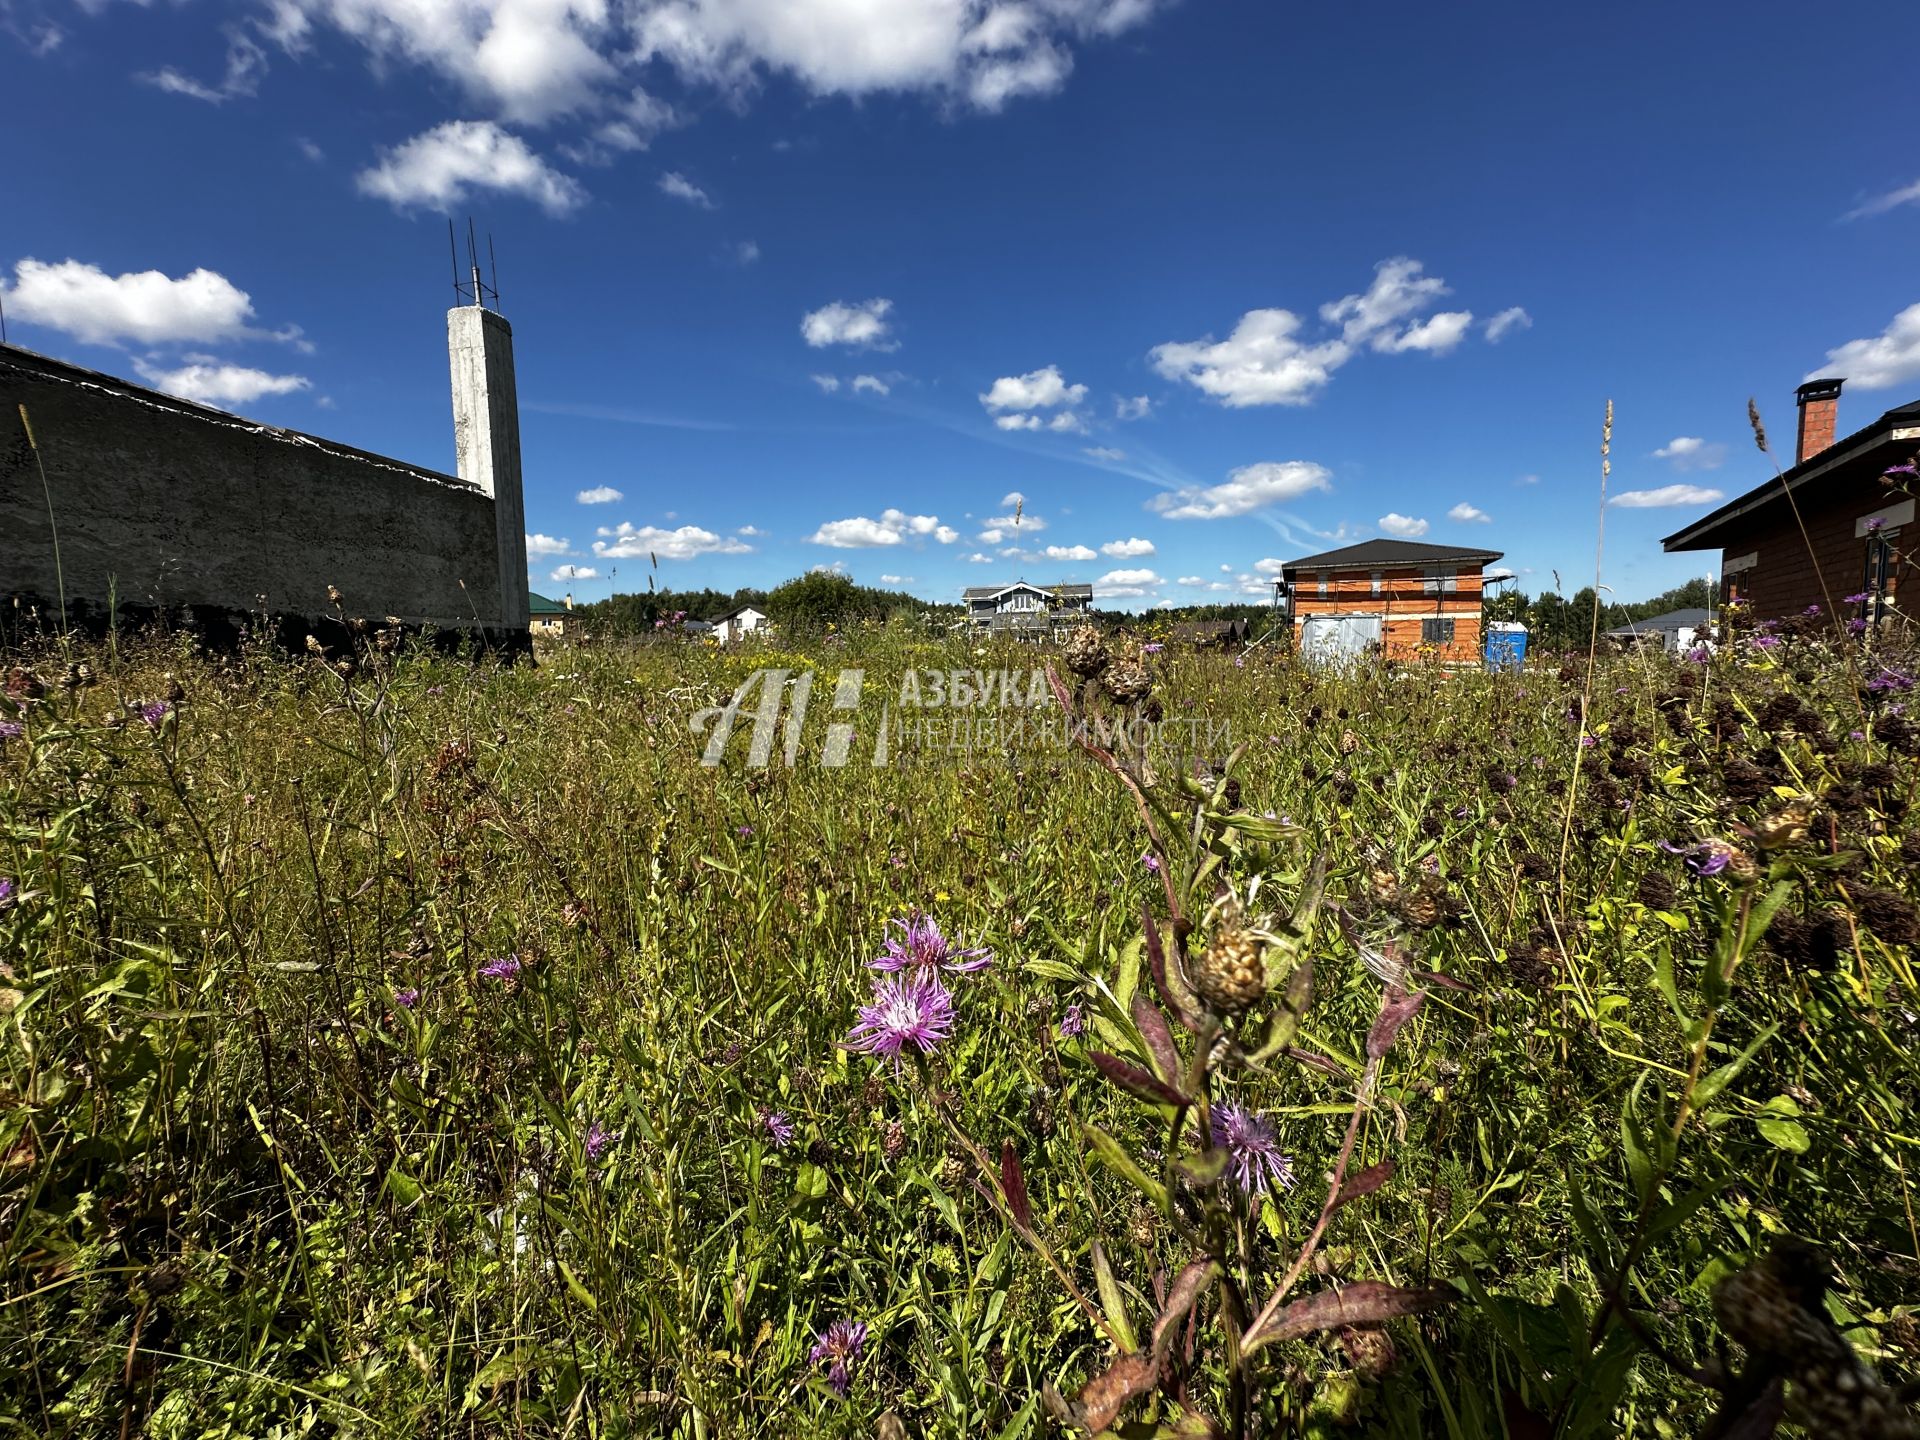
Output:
[478, 955, 522, 982]
[872, 912, 992, 976]
[737, 824, 754, 837]
[1059, 1002, 1085, 1039]
[1659, 839, 1732, 878]
[1579, 734, 1597, 748]
[844, 972, 956, 1061]
[1685, 645, 1712, 664]
[1803, 604, 1822, 617]
[0, 720, 21, 742]
[1867, 516, 1887, 533]
[1751, 634, 1782, 651]
[139, 700, 172, 729]
[762, 1110, 795, 1147]
[1849, 619, 1870, 636]
[1141, 852, 1161, 875]
[1210, 1102, 1297, 1194]
[393, 987, 421, 1009]
[0, 878, 14, 907]
[1143, 642, 1165, 654]
[810, 1319, 867, 1397]
[1845, 591, 1873, 606]
[1884, 462, 1918, 479]
[1868, 667, 1915, 695]
[585, 1121, 616, 1161]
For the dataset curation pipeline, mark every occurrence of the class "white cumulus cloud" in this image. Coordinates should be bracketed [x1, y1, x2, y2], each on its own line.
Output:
[1813, 302, 1920, 391]
[980, 364, 1086, 411]
[1115, 394, 1151, 420]
[809, 508, 944, 548]
[133, 357, 310, 407]
[549, 564, 598, 581]
[1152, 257, 1481, 406]
[801, 297, 895, 350]
[526, 533, 573, 557]
[851, 374, 890, 395]
[1484, 306, 1532, 342]
[1652, 436, 1727, 472]
[658, 170, 712, 206]
[809, 374, 841, 392]
[1044, 543, 1097, 561]
[0, 259, 292, 348]
[1101, 537, 1155, 557]
[577, 485, 623, 504]
[1609, 485, 1726, 509]
[1447, 502, 1490, 523]
[1148, 461, 1332, 520]
[1096, 566, 1161, 597]
[592, 521, 754, 558]
[1379, 512, 1429, 538]
[357, 120, 585, 216]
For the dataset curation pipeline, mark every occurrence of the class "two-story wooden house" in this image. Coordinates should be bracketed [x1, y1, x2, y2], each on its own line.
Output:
[962, 580, 1095, 636]
[1281, 539, 1504, 663]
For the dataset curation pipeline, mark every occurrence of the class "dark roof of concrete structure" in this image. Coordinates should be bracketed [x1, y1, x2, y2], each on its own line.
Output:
[962, 581, 1095, 600]
[1604, 607, 1709, 637]
[709, 604, 766, 622]
[0, 341, 478, 494]
[1663, 395, 1920, 552]
[1281, 539, 1504, 574]
[528, 593, 567, 615]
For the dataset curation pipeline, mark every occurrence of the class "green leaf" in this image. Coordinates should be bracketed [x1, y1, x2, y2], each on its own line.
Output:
[1754, 1117, 1810, 1153]
[1082, 1123, 1168, 1212]
[558, 1260, 598, 1311]
[1091, 1241, 1139, 1353]
[1693, 1022, 1780, 1112]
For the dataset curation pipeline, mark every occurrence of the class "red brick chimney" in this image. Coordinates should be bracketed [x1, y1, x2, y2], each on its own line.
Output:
[1795, 378, 1844, 464]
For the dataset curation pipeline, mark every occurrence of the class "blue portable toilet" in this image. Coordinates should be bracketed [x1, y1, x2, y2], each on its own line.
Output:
[1485, 621, 1528, 671]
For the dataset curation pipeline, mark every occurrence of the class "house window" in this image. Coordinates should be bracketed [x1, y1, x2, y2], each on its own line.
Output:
[1423, 568, 1457, 595]
[1317, 575, 1328, 598]
[1862, 528, 1901, 628]
[1370, 571, 1382, 597]
[1421, 618, 1456, 646]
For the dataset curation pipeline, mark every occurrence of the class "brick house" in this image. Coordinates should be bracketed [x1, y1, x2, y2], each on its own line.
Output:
[1281, 539, 1504, 663]
[1663, 379, 1920, 627]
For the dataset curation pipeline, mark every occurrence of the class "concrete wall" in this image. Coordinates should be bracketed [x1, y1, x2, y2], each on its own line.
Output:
[0, 343, 513, 640]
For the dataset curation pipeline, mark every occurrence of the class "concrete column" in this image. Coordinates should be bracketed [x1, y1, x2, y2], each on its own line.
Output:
[448, 305, 529, 628]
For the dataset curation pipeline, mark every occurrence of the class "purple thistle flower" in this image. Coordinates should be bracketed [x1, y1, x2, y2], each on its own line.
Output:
[0, 878, 14, 906]
[1884, 462, 1918, 479]
[0, 720, 21, 742]
[1210, 1102, 1296, 1194]
[872, 912, 992, 976]
[845, 973, 955, 1061]
[1849, 618, 1869, 636]
[810, 1318, 867, 1397]
[1803, 604, 1822, 617]
[1059, 1002, 1085, 1039]
[1844, 591, 1873, 606]
[1685, 645, 1711, 664]
[761, 1110, 795, 1147]
[478, 955, 522, 982]
[1751, 634, 1782, 651]
[1579, 735, 1597, 748]
[1141, 852, 1161, 875]
[737, 824, 754, 837]
[585, 1120, 616, 1161]
[1143, 642, 1165, 654]
[1867, 516, 1887, 533]
[393, 986, 421, 1009]
[139, 700, 172, 729]
[1868, 667, 1915, 694]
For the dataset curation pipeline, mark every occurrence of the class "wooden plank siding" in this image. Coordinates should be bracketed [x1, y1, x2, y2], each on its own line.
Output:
[1291, 565, 1488, 662]
[1709, 466, 1913, 622]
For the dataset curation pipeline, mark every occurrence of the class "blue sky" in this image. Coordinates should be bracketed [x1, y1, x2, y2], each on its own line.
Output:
[7, 0, 1920, 609]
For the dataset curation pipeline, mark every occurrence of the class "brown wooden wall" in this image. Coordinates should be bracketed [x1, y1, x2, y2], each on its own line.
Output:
[1290, 565, 1487, 661]
[1708, 463, 1915, 621]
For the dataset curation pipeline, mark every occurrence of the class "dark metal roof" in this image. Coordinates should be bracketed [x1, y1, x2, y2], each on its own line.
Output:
[1662, 394, 1920, 552]
[1604, 607, 1709, 637]
[1281, 539, 1504, 574]
[962, 581, 1095, 600]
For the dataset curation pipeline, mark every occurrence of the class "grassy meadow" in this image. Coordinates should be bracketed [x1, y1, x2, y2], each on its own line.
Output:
[2, 620, 1918, 1437]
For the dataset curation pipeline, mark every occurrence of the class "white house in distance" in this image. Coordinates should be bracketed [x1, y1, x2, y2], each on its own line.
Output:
[963, 580, 1094, 637]
[709, 604, 767, 645]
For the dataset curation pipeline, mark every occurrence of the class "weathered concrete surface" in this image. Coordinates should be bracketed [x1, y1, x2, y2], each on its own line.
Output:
[1, 343, 508, 637]
[448, 306, 530, 627]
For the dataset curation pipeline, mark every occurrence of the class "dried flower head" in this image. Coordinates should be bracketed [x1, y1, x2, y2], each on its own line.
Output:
[1193, 908, 1268, 1015]
[1063, 625, 1110, 678]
